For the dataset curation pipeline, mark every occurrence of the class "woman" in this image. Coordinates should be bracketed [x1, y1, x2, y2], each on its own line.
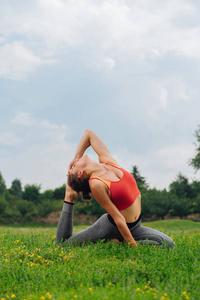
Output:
[56, 129, 174, 248]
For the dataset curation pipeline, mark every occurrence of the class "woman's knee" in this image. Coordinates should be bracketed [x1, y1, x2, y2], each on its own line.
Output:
[162, 236, 175, 249]
[147, 234, 175, 249]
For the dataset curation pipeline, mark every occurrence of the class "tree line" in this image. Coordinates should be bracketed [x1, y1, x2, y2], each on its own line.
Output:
[0, 125, 200, 224]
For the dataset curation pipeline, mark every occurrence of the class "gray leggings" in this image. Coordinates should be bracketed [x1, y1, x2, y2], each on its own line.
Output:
[56, 202, 174, 249]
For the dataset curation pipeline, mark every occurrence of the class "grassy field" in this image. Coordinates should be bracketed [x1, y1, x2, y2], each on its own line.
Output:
[0, 220, 200, 300]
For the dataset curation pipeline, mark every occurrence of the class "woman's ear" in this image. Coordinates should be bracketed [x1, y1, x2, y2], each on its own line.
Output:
[78, 170, 84, 178]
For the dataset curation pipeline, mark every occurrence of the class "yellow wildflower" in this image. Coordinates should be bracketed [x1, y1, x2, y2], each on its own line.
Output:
[136, 288, 140, 291]
[89, 288, 92, 291]
[46, 292, 51, 299]
[164, 293, 168, 296]
[108, 282, 111, 286]
[40, 297, 45, 300]
[182, 292, 187, 295]
[11, 295, 16, 298]
[5, 259, 9, 262]
[74, 296, 77, 298]
[144, 285, 148, 289]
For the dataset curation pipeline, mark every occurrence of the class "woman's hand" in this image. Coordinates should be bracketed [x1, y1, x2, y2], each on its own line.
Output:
[68, 156, 79, 173]
[128, 240, 138, 248]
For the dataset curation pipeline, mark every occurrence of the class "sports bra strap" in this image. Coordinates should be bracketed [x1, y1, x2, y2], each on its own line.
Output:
[105, 162, 122, 170]
[89, 176, 111, 189]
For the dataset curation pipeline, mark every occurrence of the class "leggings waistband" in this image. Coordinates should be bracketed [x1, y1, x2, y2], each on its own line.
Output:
[107, 213, 141, 229]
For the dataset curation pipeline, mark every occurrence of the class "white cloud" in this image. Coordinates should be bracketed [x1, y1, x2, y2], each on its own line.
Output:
[0, 41, 56, 80]
[0, 132, 22, 146]
[0, 0, 200, 79]
[156, 143, 194, 169]
[11, 112, 36, 126]
[11, 113, 71, 143]
[1, 113, 75, 190]
[92, 55, 116, 71]
[160, 88, 168, 110]
[150, 78, 195, 119]
[113, 144, 196, 189]
[172, 79, 195, 102]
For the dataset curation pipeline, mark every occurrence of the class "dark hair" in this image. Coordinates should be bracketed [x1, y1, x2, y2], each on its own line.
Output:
[67, 173, 92, 200]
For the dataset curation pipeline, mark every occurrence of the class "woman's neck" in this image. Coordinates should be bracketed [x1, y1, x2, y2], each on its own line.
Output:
[86, 161, 105, 178]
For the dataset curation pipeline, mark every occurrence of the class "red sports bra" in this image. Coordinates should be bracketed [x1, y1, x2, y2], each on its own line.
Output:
[89, 162, 140, 211]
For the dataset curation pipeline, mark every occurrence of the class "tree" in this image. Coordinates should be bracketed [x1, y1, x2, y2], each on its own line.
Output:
[0, 196, 7, 215]
[130, 165, 148, 190]
[189, 125, 200, 172]
[23, 184, 41, 203]
[11, 178, 22, 198]
[41, 189, 54, 200]
[151, 189, 171, 219]
[171, 197, 191, 219]
[141, 188, 170, 219]
[53, 184, 66, 200]
[0, 172, 6, 195]
[190, 180, 200, 198]
[169, 173, 195, 199]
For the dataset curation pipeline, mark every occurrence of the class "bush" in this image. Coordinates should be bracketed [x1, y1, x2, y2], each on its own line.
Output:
[0, 196, 7, 215]
[16, 200, 35, 217]
[3, 207, 22, 223]
[38, 200, 55, 217]
[74, 196, 106, 217]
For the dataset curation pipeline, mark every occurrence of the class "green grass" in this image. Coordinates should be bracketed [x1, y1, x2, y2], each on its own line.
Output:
[0, 220, 199, 300]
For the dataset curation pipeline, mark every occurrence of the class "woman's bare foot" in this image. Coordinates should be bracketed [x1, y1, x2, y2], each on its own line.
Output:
[111, 238, 121, 244]
[64, 183, 80, 203]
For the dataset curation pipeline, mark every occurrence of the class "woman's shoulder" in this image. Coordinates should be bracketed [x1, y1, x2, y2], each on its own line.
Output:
[89, 177, 108, 192]
[99, 155, 118, 165]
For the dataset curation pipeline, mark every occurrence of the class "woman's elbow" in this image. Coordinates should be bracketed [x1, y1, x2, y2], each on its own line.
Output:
[85, 129, 92, 135]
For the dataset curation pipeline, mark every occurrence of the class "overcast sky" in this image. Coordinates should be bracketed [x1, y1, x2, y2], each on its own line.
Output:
[0, 0, 200, 191]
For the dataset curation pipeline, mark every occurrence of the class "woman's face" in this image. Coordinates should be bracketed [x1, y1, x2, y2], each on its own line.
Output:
[68, 155, 89, 176]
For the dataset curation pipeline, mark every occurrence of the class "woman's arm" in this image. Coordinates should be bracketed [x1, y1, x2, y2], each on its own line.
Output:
[90, 180, 138, 247]
[70, 129, 117, 166]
